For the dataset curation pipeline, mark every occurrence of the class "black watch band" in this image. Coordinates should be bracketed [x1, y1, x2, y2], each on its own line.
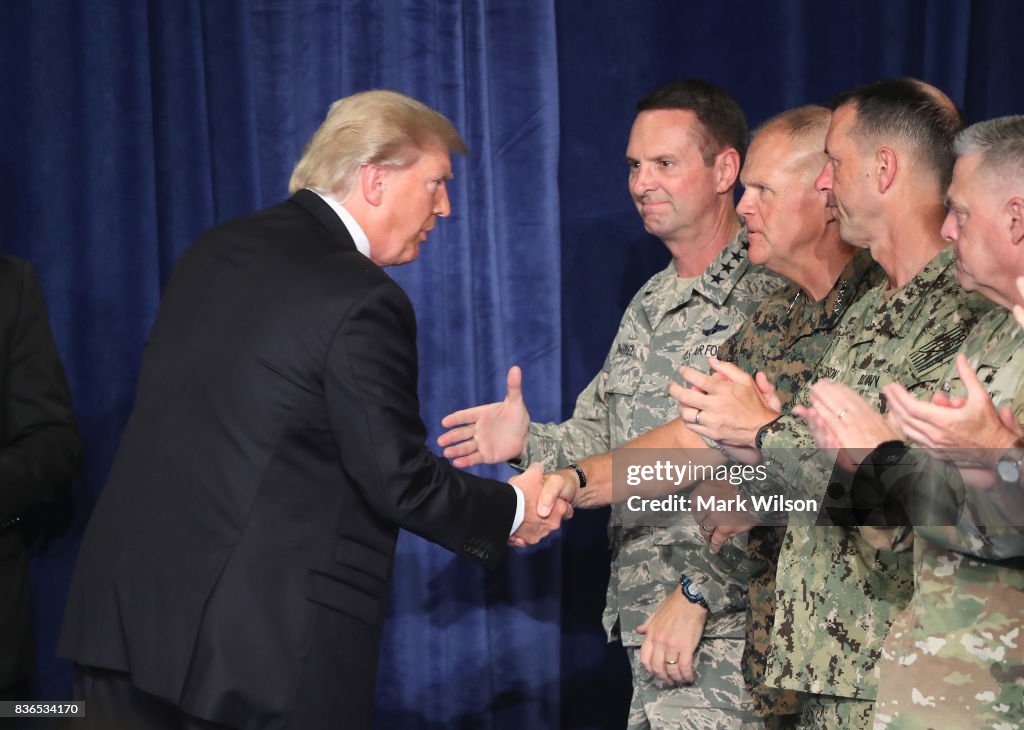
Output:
[567, 462, 587, 489]
[869, 440, 909, 479]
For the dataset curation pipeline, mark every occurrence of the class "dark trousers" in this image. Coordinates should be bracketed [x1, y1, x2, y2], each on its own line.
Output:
[71, 665, 231, 730]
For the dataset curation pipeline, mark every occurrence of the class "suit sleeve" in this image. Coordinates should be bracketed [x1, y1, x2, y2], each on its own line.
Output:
[324, 278, 516, 569]
[0, 261, 83, 524]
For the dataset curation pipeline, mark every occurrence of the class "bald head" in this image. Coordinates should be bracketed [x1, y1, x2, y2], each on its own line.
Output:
[754, 105, 832, 182]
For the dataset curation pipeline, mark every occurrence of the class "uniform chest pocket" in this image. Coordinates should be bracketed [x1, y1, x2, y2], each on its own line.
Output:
[606, 357, 644, 396]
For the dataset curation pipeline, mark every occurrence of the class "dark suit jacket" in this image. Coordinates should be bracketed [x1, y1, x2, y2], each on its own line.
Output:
[58, 190, 516, 729]
[0, 254, 82, 691]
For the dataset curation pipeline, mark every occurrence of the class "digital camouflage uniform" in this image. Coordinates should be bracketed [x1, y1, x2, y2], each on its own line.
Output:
[757, 248, 993, 730]
[521, 228, 782, 729]
[718, 249, 883, 728]
[872, 307, 1024, 730]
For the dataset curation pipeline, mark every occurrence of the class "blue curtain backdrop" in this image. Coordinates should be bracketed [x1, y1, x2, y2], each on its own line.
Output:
[1, 1, 1023, 729]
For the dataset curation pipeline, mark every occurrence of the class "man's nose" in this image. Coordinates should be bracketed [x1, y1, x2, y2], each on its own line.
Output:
[940, 209, 958, 242]
[815, 162, 833, 193]
[736, 188, 755, 217]
[435, 184, 451, 217]
[631, 164, 654, 198]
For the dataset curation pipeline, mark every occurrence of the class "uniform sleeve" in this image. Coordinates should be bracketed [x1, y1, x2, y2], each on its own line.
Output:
[877, 450, 1024, 558]
[685, 548, 751, 614]
[0, 261, 83, 524]
[325, 279, 517, 569]
[518, 287, 648, 471]
[520, 367, 613, 471]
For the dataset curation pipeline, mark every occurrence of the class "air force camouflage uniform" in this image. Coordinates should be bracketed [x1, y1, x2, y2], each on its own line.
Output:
[872, 307, 1024, 730]
[718, 250, 882, 728]
[756, 248, 992, 730]
[520, 228, 782, 729]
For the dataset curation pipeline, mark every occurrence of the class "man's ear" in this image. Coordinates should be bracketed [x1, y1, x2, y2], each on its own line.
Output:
[715, 148, 741, 194]
[1009, 196, 1024, 246]
[360, 164, 387, 206]
[876, 147, 898, 193]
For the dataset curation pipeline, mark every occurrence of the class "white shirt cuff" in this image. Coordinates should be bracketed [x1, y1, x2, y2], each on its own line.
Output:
[509, 485, 525, 535]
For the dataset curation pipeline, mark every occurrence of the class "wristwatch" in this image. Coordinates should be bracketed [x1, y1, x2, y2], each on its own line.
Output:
[679, 575, 710, 611]
[996, 441, 1024, 485]
[870, 440, 909, 479]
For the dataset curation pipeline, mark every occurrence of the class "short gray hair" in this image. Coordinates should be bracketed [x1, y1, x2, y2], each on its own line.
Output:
[954, 115, 1024, 187]
[288, 90, 467, 199]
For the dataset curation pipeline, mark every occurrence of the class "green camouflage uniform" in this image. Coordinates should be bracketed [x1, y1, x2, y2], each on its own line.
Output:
[520, 228, 782, 729]
[757, 248, 993, 730]
[872, 308, 1024, 730]
[718, 250, 883, 728]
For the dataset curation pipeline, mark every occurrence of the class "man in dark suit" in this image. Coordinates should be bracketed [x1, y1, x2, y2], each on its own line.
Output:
[0, 254, 82, 702]
[59, 90, 567, 730]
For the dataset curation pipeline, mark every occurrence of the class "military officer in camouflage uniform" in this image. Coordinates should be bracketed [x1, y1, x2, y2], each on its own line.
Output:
[671, 80, 990, 730]
[437, 80, 781, 729]
[523, 105, 882, 728]
[713, 109, 882, 729]
[797, 116, 1024, 730]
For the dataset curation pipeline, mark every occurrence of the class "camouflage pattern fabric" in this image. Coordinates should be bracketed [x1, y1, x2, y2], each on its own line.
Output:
[519, 227, 782, 726]
[759, 248, 993, 702]
[718, 250, 882, 721]
[799, 694, 875, 730]
[626, 645, 763, 730]
[872, 308, 1024, 729]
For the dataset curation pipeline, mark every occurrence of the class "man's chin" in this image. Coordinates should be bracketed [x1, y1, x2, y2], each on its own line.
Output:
[955, 268, 975, 291]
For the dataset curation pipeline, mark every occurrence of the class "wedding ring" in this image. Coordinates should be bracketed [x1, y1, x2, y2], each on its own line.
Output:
[837, 409, 848, 420]
[695, 409, 702, 425]
[665, 658, 678, 665]
[700, 520, 713, 534]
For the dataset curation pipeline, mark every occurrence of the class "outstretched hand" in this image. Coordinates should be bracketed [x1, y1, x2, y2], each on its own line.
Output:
[438, 366, 531, 467]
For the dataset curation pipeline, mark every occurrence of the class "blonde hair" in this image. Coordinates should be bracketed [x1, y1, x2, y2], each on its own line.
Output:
[288, 90, 466, 199]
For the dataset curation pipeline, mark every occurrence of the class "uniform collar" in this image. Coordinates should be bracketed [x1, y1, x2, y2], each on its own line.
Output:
[872, 247, 958, 338]
[640, 222, 752, 328]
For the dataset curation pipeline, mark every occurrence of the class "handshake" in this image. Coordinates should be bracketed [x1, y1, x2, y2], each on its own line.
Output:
[506, 464, 580, 548]
[436, 365, 582, 549]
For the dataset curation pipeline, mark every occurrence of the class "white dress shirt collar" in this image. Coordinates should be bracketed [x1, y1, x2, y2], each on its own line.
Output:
[309, 189, 372, 259]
